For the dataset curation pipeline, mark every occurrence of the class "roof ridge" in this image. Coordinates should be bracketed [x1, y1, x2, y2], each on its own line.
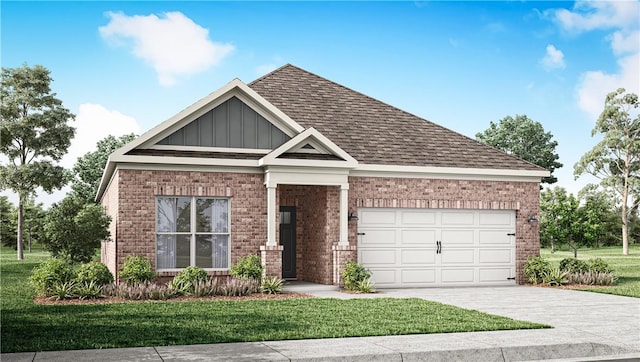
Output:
[248, 63, 295, 86]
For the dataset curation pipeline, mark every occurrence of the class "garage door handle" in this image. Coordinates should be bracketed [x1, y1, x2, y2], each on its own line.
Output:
[436, 241, 441, 254]
[357, 232, 365, 236]
[507, 233, 515, 236]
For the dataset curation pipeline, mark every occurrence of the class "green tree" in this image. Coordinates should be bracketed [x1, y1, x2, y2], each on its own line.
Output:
[540, 187, 582, 256]
[0, 64, 75, 260]
[70, 133, 136, 203]
[0, 196, 17, 248]
[43, 195, 111, 263]
[19, 198, 48, 251]
[574, 88, 639, 255]
[476, 115, 562, 185]
[577, 186, 619, 248]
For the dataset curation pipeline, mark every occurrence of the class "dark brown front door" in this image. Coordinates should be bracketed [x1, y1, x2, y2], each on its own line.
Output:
[279, 206, 296, 279]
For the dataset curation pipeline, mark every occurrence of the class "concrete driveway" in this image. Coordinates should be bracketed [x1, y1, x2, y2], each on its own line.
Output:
[4, 284, 639, 361]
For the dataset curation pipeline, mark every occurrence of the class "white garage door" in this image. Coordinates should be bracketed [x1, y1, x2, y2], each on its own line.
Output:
[357, 208, 516, 287]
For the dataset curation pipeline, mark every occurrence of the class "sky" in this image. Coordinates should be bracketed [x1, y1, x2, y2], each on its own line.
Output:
[1, 1, 639, 207]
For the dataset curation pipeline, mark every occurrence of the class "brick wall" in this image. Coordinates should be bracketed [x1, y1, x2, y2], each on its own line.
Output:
[110, 169, 266, 277]
[347, 177, 541, 284]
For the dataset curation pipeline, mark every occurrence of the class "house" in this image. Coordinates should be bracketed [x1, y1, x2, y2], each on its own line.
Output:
[97, 64, 548, 287]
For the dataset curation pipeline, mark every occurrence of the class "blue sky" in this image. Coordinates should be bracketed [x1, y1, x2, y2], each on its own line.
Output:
[2, 1, 639, 206]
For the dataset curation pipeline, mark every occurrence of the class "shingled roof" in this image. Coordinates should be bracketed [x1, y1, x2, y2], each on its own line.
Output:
[249, 64, 544, 171]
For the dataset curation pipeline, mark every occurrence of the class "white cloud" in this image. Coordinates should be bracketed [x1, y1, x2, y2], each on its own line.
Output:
[550, 1, 639, 32]
[540, 44, 566, 71]
[610, 30, 640, 55]
[99, 11, 234, 86]
[62, 103, 142, 169]
[577, 52, 640, 120]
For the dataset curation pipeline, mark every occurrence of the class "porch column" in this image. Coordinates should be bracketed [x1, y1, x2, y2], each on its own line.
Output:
[266, 185, 277, 246]
[339, 184, 349, 246]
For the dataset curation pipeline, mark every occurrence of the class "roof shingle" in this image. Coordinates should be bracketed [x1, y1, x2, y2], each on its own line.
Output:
[249, 64, 544, 171]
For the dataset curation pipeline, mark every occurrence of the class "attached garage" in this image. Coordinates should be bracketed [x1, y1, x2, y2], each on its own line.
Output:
[357, 208, 516, 287]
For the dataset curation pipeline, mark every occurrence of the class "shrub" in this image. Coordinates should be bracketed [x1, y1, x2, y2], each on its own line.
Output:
[542, 267, 568, 286]
[523, 256, 551, 284]
[230, 255, 263, 281]
[105, 281, 176, 300]
[119, 255, 155, 285]
[75, 281, 103, 300]
[342, 262, 373, 292]
[355, 279, 376, 293]
[222, 277, 260, 296]
[75, 262, 114, 286]
[170, 266, 209, 295]
[567, 271, 616, 286]
[261, 276, 284, 294]
[588, 258, 613, 273]
[559, 258, 589, 273]
[193, 278, 224, 297]
[49, 281, 77, 300]
[29, 258, 75, 297]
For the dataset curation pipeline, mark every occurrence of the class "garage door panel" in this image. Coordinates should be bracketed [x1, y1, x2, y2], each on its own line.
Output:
[441, 230, 474, 245]
[401, 249, 436, 264]
[441, 211, 474, 226]
[401, 269, 436, 284]
[360, 229, 397, 245]
[441, 268, 475, 283]
[358, 208, 516, 287]
[479, 268, 513, 282]
[401, 229, 436, 245]
[360, 249, 396, 265]
[360, 210, 396, 226]
[369, 269, 397, 285]
[401, 211, 436, 226]
[441, 249, 474, 264]
[479, 249, 512, 263]
[479, 230, 512, 245]
[479, 212, 513, 226]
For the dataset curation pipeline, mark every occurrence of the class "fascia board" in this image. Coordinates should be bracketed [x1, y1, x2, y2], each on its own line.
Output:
[351, 164, 550, 181]
[109, 154, 260, 167]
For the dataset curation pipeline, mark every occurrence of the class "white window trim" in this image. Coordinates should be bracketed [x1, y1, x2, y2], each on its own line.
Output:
[155, 196, 231, 272]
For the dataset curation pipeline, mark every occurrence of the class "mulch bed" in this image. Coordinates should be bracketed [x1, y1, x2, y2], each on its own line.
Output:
[533, 283, 614, 290]
[34, 292, 313, 305]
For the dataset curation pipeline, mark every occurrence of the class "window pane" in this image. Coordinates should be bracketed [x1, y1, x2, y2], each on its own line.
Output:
[195, 235, 213, 268]
[157, 197, 191, 232]
[157, 234, 190, 269]
[197, 199, 228, 233]
[213, 235, 229, 269]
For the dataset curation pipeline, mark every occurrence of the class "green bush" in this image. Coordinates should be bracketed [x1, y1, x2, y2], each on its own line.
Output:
[542, 267, 568, 286]
[261, 276, 284, 294]
[29, 258, 75, 297]
[342, 262, 373, 291]
[75, 262, 114, 286]
[49, 281, 77, 300]
[119, 255, 155, 285]
[170, 266, 209, 295]
[588, 258, 613, 273]
[75, 281, 103, 300]
[559, 258, 589, 273]
[523, 256, 551, 284]
[230, 255, 263, 281]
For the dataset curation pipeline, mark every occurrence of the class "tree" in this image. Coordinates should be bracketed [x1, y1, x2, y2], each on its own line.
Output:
[476, 115, 562, 185]
[0, 196, 17, 248]
[577, 186, 619, 248]
[70, 133, 136, 203]
[540, 187, 582, 256]
[43, 196, 111, 263]
[0, 64, 75, 260]
[574, 88, 639, 255]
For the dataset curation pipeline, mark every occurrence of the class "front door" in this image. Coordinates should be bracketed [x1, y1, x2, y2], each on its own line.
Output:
[279, 206, 297, 279]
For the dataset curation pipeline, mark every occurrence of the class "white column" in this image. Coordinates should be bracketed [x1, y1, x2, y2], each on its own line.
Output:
[266, 186, 277, 246]
[339, 184, 349, 246]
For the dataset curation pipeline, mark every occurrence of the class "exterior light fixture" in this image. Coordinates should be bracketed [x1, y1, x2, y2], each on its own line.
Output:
[348, 212, 359, 221]
[527, 215, 539, 223]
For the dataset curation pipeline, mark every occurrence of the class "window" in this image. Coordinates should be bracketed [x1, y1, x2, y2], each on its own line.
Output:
[156, 197, 230, 270]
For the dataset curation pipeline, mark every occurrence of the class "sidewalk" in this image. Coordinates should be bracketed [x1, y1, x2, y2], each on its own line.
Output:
[2, 285, 639, 361]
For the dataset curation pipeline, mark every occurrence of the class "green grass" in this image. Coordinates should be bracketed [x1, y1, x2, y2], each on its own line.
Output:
[540, 245, 640, 298]
[0, 246, 547, 353]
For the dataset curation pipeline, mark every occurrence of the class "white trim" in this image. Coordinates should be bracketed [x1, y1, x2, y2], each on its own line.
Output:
[264, 166, 350, 188]
[110, 154, 260, 168]
[339, 186, 349, 246]
[148, 145, 271, 154]
[350, 164, 549, 182]
[259, 127, 358, 168]
[115, 163, 264, 174]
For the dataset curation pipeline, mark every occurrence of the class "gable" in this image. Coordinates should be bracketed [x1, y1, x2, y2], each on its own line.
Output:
[156, 96, 290, 150]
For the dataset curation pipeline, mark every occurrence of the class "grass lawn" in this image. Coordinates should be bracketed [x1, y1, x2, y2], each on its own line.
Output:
[540, 245, 640, 298]
[0, 246, 547, 353]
